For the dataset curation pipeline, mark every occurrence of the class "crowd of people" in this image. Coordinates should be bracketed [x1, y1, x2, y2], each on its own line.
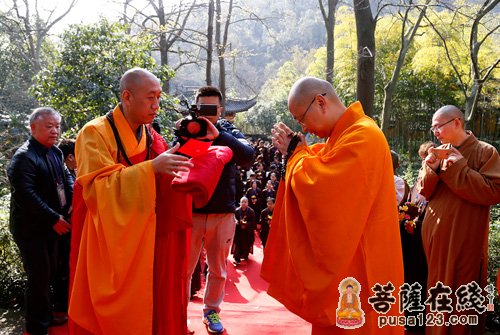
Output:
[7, 69, 500, 335]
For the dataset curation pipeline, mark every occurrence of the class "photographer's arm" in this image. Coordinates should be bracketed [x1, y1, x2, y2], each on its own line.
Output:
[214, 132, 255, 168]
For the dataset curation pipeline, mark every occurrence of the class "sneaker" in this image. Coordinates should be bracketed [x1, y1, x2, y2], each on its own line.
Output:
[203, 310, 224, 333]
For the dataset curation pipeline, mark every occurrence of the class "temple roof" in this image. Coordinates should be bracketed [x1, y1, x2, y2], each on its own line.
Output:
[224, 97, 257, 114]
[175, 87, 257, 115]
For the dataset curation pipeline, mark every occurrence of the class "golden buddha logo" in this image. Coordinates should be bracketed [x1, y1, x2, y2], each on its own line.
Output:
[336, 277, 365, 329]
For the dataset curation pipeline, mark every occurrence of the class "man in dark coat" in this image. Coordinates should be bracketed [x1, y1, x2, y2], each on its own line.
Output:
[8, 107, 73, 335]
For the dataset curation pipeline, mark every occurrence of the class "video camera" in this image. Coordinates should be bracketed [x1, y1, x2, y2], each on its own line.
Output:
[175, 100, 218, 138]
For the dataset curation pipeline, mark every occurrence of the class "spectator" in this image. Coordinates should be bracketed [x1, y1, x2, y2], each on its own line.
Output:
[232, 196, 256, 265]
[258, 197, 274, 248]
[260, 180, 276, 204]
[58, 139, 76, 181]
[399, 141, 435, 333]
[8, 107, 73, 335]
[391, 150, 409, 206]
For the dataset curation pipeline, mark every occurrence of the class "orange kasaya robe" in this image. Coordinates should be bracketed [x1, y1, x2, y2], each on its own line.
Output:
[261, 102, 404, 335]
[68, 105, 192, 335]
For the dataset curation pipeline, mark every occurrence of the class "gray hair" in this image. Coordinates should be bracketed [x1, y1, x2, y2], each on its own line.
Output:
[29, 107, 61, 125]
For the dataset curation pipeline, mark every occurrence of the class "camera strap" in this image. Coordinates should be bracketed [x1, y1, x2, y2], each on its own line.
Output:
[105, 110, 152, 166]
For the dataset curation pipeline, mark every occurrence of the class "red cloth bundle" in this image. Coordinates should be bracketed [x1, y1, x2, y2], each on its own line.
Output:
[172, 146, 233, 208]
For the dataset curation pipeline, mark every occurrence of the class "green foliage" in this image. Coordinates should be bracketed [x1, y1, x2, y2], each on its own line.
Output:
[0, 195, 25, 309]
[488, 204, 500, 317]
[241, 47, 316, 134]
[413, 7, 500, 96]
[31, 19, 175, 132]
[488, 204, 500, 313]
[0, 32, 37, 119]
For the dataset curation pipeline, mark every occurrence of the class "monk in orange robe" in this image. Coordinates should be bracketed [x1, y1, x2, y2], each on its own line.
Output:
[418, 105, 500, 335]
[261, 76, 404, 335]
[68, 68, 217, 334]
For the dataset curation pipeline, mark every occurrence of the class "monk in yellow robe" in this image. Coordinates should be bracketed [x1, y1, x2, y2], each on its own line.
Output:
[418, 105, 500, 335]
[261, 76, 404, 335]
[68, 68, 209, 335]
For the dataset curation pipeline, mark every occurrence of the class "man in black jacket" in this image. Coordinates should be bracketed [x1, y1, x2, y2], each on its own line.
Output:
[8, 107, 73, 335]
[180, 86, 255, 333]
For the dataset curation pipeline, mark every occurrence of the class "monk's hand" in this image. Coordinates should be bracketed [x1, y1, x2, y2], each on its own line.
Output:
[424, 151, 440, 171]
[152, 143, 194, 177]
[271, 122, 295, 155]
[53, 215, 71, 235]
[442, 147, 463, 170]
[195, 117, 219, 141]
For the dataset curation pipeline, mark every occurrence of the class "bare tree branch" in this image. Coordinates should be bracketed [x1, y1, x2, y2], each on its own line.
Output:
[424, 10, 468, 97]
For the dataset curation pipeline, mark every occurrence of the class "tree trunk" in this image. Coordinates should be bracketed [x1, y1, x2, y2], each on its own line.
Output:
[157, 0, 170, 93]
[380, 69, 400, 134]
[464, 80, 482, 123]
[215, 0, 233, 101]
[353, 0, 375, 117]
[206, 0, 214, 85]
[215, 0, 223, 96]
[380, 0, 430, 134]
[319, 0, 339, 84]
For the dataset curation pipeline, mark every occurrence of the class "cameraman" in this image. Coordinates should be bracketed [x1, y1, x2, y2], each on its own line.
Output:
[175, 86, 255, 333]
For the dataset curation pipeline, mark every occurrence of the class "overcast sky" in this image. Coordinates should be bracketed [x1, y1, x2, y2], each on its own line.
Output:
[47, 0, 124, 32]
[0, 0, 133, 34]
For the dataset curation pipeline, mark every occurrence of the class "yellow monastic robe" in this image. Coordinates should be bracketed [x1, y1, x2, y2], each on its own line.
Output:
[418, 132, 500, 335]
[69, 106, 192, 334]
[261, 102, 404, 335]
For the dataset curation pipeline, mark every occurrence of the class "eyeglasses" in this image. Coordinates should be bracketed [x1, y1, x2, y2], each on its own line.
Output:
[296, 93, 326, 124]
[430, 118, 458, 133]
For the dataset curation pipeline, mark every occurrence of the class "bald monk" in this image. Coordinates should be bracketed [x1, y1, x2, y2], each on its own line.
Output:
[261, 76, 404, 335]
[417, 105, 500, 335]
[68, 68, 218, 334]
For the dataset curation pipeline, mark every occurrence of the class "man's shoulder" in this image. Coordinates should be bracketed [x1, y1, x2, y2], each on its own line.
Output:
[12, 139, 41, 159]
[8, 140, 40, 174]
[217, 119, 245, 138]
[9, 141, 30, 165]
[82, 115, 107, 130]
[78, 116, 108, 137]
[476, 138, 498, 153]
[340, 116, 386, 149]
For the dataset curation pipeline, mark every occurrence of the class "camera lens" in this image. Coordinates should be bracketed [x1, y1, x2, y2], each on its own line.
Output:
[186, 121, 202, 135]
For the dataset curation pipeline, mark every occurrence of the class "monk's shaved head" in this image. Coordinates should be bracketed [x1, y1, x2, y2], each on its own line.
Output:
[119, 68, 159, 95]
[287, 76, 347, 138]
[433, 105, 464, 127]
[288, 76, 338, 105]
[434, 105, 463, 119]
